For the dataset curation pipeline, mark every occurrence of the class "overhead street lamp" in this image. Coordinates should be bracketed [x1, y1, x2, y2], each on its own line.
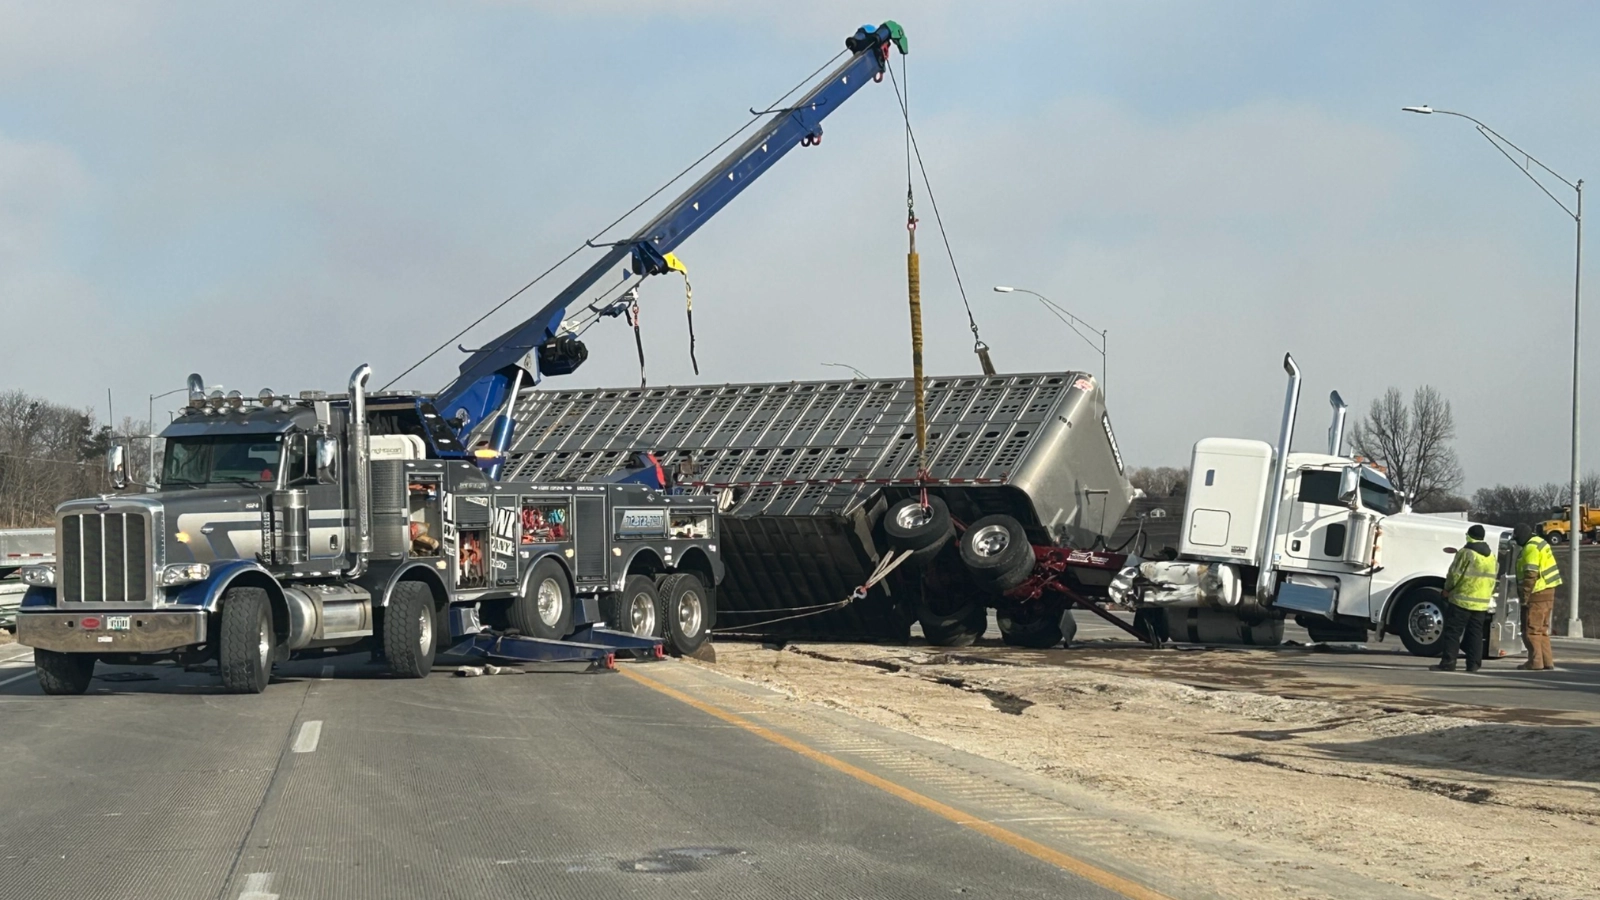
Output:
[993, 286, 1108, 398]
[147, 384, 220, 487]
[1404, 104, 1585, 637]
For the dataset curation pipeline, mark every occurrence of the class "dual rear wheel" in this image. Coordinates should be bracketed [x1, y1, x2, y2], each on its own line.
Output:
[603, 572, 712, 656]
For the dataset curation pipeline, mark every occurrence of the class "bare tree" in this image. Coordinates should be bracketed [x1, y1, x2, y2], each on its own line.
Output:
[0, 391, 105, 526]
[1129, 466, 1188, 498]
[1348, 386, 1463, 510]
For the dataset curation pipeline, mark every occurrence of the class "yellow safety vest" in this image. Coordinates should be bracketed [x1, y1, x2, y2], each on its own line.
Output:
[1444, 542, 1497, 611]
[1519, 536, 1562, 593]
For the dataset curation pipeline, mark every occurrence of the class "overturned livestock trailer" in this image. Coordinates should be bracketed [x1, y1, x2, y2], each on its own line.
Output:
[499, 371, 1134, 645]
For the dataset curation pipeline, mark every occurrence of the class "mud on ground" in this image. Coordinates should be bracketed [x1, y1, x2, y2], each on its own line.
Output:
[695, 641, 1600, 900]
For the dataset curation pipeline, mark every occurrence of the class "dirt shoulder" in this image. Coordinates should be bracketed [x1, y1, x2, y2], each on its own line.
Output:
[694, 641, 1600, 900]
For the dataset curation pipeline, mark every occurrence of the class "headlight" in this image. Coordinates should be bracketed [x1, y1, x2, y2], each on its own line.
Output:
[160, 563, 211, 586]
[20, 565, 55, 586]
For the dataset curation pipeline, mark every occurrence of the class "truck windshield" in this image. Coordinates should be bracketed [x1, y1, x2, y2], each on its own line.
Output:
[162, 434, 284, 486]
[1359, 472, 1401, 515]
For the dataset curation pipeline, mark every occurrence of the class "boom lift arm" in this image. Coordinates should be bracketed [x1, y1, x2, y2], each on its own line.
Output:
[432, 22, 908, 472]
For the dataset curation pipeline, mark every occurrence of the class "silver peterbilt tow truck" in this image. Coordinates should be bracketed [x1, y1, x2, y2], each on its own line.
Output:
[15, 366, 723, 694]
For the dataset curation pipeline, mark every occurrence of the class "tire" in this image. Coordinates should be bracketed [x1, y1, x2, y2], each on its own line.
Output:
[1392, 587, 1448, 657]
[509, 558, 573, 640]
[884, 496, 954, 562]
[917, 590, 989, 647]
[1546, 531, 1565, 545]
[658, 572, 713, 656]
[959, 514, 1035, 593]
[607, 575, 661, 637]
[384, 581, 439, 678]
[996, 603, 1064, 649]
[218, 586, 273, 694]
[34, 649, 95, 695]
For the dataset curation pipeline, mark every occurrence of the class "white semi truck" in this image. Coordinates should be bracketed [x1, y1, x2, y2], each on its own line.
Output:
[1112, 354, 1515, 657]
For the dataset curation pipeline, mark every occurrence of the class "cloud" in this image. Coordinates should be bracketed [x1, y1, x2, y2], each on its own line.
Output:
[2, 3, 1595, 492]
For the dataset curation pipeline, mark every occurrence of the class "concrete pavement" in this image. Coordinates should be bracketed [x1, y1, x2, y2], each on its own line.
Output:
[0, 650, 1133, 900]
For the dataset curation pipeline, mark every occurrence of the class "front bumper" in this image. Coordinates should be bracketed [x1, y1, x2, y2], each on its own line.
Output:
[16, 610, 206, 654]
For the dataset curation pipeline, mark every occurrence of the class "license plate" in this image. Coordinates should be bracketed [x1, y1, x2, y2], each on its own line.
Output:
[106, 616, 131, 631]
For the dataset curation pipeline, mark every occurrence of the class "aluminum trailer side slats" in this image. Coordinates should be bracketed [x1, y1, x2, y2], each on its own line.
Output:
[507, 373, 1078, 511]
[503, 372, 1132, 639]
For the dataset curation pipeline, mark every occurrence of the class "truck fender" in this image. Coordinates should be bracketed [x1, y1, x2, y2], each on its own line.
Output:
[21, 585, 57, 608]
[614, 547, 665, 590]
[1374, 574, 1446, 639]
[170, 560, 291, 656]
[376, 561, 450, 609]
[671, 545, 723, 588]
[171, 560, 285, 613]
[519, 551, 575, 596]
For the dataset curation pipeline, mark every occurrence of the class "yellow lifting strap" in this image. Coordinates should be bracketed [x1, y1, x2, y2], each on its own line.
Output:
[907, 233, 928, 472]
[662, 253, 698, 374]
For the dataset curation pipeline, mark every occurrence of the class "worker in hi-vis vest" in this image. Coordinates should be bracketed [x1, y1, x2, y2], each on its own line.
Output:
[1435, 524, 1497, 672]
[1512, 523, 1562, 670]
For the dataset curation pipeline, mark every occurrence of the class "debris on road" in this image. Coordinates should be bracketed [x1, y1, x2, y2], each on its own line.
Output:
[695, 641, 1600, 900]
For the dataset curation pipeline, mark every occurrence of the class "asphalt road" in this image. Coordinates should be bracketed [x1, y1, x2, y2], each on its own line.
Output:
[0, 644, 1129, 900]
[1057, 612, 1600, 721]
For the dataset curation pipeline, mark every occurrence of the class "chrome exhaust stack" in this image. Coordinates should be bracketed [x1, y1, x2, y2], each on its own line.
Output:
[348, 364, 373, 572]
[1257, 354, 1301, 602]
[1327, 390, 1348, 457]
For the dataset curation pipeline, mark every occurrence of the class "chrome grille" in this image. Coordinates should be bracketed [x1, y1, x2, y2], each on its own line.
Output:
[61, 512, 150, 603]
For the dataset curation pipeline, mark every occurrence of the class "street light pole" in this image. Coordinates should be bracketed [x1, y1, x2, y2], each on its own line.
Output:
[1404, 104, 1585, 637]
[147, 385, 203, 488]
[992, 286, 1108, 398]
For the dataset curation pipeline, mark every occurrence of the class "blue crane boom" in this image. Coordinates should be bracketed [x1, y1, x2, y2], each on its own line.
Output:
[431, 22, 908, 474]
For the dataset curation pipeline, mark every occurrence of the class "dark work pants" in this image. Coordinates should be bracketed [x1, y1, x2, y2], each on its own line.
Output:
[1438, 602, 1487, 670]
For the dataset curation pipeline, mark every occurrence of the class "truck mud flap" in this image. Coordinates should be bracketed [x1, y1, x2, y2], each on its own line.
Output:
[718, 515, 912, 641]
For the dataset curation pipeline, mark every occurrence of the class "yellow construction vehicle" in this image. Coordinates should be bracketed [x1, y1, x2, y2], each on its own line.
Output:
[1537, 505, 1600, 544]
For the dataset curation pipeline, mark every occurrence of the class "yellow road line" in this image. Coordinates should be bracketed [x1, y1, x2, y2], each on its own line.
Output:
[619, 666, 1173, 900]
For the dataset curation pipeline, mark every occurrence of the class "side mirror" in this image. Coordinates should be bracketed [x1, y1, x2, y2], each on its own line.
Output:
[107, 443, 129, 491]
[316, 437, 339, 484]
[1337, 467, 1360, 506]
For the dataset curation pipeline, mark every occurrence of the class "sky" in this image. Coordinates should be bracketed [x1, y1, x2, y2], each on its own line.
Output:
[3, 1, 1599, 492]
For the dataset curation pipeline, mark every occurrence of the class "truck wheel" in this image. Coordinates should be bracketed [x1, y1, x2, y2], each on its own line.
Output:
[219, 586, 274, 694]
[918, 592, 989, 647]
[34, 649, 95, 695]
[996, 603, 1064, 649]
[1392, 587, 1447, 657]
[1546, 531, 1565, 545]
[510, 558, 573, 640]
[384, 581, 438, 678]
[608, 575, 660, 637]
[884, 496, 954, 562]
[959, 514, 1035, 593]
[657, 572, 713, 655]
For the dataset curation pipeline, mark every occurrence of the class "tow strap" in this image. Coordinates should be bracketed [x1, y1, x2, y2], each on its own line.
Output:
[630, 243, 701, 376]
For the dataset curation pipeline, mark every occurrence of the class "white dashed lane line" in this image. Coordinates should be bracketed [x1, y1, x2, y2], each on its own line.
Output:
[320, 664, 334, 680]
[238, 871, 278, 900]
[0, 669, 36, 689]
[291, 720, 322, 753]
